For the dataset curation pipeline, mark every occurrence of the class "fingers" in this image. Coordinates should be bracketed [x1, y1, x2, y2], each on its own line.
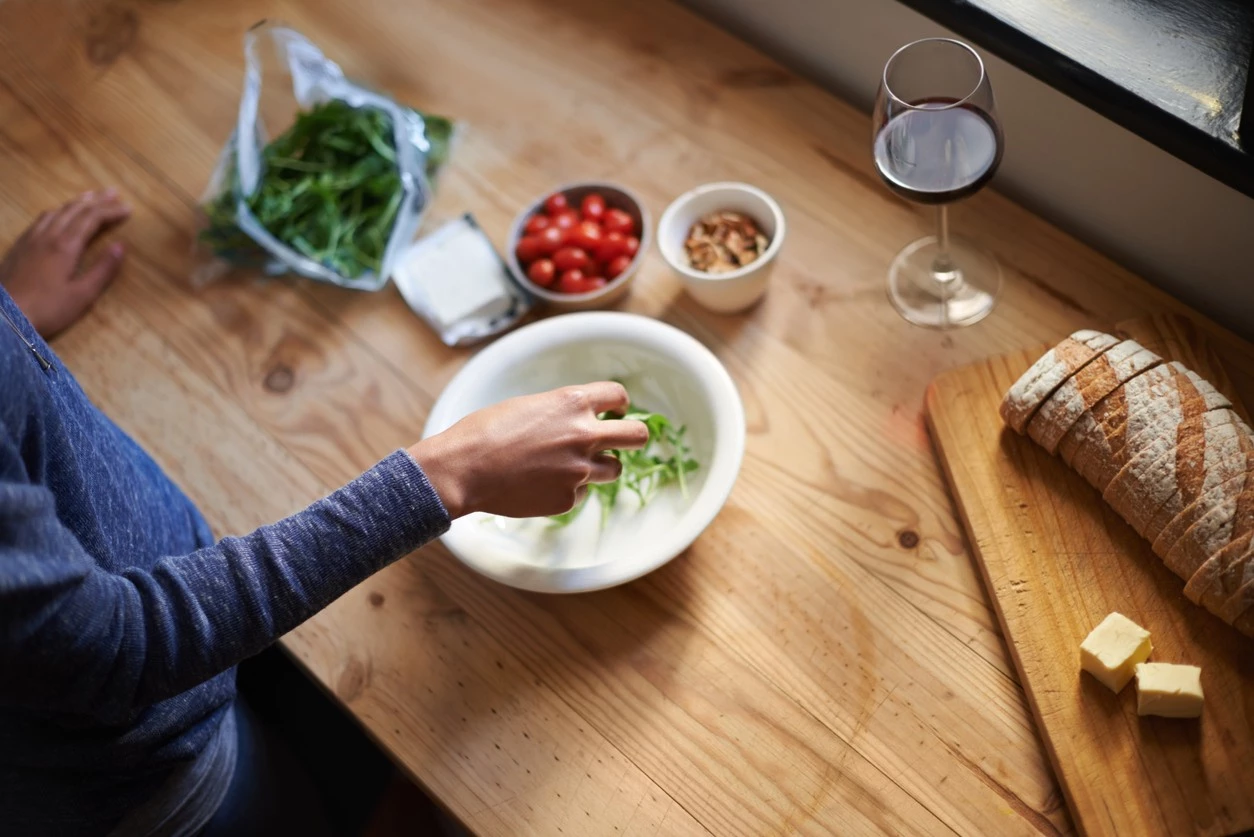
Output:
[45, 191, 100, 236]
[575, 381, 630, 415]
[595, 418, 650, 451]
[30, 209, 56, 237]
[45, 189, 130, 242]
[77, 242, 126, 298]
[587, 453, 623, 484]
[63, 195, 131, 251]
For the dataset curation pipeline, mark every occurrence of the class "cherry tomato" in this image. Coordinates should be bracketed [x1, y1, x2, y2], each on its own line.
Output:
[515, 235, 545, 264]
[553, 246, 591, 272]
[551, 209, 580, 232]
[605, 254, 632, 279]
[596, 231, 627, 262]
[581, 193, 606, 222]
[558, 269, 591, 294]
[536, 226, 565, 254]
[544, 193, 569, 215]
[602, 208, 634, 235]
[570, 220, 603, 252]
[527, 258, 557, 287]
[623, 235, 640, 258]
[524, 214, 550, 235]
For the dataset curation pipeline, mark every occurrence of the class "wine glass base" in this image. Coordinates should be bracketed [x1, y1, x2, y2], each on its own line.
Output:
[887, 235, 1001, 329]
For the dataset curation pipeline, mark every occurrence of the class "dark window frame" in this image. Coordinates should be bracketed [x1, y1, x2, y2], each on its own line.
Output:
[896, 0, 1254, 198]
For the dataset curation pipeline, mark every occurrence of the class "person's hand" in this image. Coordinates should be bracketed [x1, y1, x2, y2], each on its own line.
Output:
[409, 382, 650, 519]
[0, 190, 132, 338]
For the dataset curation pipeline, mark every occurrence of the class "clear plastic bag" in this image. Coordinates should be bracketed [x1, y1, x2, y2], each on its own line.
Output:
[194, 22, 455, 291]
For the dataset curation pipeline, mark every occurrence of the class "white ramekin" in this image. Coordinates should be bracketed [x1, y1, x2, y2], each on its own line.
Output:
[657, 182, 785, 313]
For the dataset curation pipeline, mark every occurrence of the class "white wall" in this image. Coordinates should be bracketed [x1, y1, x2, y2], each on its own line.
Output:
[683, 0, 1254, 336]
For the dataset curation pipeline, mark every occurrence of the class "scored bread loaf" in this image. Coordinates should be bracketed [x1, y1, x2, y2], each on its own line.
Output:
[1098, 366, 1200, 519]
[999, 330, 1120, 433]
[1001, 331, 1254, 638]
[1187, 530, 1253, 614]
[1162, 439, 1254, 581]
[1058, 363, 1172, 483]
[1148, 413, 1250, 559]
[1027, 340, 1161, 455]
[1107, 406, 1242, 538]
[1139, 379, 1244, 544]
[1062, 361, 1233, 496]
[1186, 480, 1254, 624]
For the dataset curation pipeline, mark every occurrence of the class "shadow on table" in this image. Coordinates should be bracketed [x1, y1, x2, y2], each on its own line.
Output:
[417, 544, 702, 805]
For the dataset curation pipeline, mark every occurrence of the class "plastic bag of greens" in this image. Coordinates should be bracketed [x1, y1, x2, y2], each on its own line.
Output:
[194, 22, 456, 291]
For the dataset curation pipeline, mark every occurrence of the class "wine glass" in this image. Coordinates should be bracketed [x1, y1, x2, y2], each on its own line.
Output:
[872, 38, 1003, 329]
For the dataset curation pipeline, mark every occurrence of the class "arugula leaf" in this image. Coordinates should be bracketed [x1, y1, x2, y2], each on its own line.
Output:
[199, 99, 452, 280]
[548, 402, 699, 528]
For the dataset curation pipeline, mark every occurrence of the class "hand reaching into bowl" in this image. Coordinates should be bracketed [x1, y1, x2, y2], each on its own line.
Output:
[409, 382, 649, 519]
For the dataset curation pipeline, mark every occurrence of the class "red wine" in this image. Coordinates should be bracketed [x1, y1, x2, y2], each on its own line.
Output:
[873, 99, 1002, 204]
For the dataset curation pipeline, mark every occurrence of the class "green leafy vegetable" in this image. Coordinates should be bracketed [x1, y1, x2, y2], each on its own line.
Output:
[199, 100, 453, 280]
[549, 404, 699, 528]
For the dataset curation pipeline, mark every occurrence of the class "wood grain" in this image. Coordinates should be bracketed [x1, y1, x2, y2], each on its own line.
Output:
[0, 0, 1252, 833]
[926, 317, 1254, 837]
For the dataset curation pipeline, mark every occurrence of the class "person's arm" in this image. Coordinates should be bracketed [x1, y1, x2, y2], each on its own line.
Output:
[0, 382, 648, 721]
[0, 443, 445, 720]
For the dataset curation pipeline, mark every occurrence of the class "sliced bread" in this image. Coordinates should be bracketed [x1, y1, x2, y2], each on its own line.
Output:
[1160, 467, 1250, 580]
[1000, 330, 1120, 433]
[1027, 340, 1163, 455]
[1060, 364, 1174, 485]
[1098, 372, 1203, 532]
[1149, 411, 1248, 559]
[1187, 531, 1254, 618]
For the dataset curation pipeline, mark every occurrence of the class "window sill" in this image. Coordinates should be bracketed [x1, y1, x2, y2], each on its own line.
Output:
[896, 0, 1254, 198]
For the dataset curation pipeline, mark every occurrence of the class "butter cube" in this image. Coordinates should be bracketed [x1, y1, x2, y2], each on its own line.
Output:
[1080, 612, 1152, 693]
[1135, 663, 1204, 718]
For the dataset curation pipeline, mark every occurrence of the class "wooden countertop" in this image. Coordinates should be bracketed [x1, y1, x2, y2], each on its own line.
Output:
[1, 0, 1250, 833]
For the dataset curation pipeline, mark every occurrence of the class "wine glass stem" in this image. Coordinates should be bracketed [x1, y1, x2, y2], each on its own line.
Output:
[933, 204, 955, 329]
[933, 204, 955, 276]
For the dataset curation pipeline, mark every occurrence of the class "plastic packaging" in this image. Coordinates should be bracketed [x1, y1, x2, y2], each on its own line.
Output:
[194, 22, 455, 291]
[392, 214, 533, 346]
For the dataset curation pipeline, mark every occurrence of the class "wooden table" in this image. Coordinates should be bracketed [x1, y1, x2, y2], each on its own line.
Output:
[2, 1, 1250, 834]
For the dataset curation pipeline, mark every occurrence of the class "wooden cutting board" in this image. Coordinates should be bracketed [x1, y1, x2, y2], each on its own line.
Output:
[925, 314, 1254, 837]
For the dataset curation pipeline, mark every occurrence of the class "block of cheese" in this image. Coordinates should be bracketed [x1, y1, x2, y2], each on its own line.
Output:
[1134, 662, 1204, 718]
[1080, 612, 1153, 692]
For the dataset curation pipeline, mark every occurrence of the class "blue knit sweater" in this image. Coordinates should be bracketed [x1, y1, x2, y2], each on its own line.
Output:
[0, 286, 450, 834]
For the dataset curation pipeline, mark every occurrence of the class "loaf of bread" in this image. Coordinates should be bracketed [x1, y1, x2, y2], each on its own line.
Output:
[1000, 331, 1254, 638]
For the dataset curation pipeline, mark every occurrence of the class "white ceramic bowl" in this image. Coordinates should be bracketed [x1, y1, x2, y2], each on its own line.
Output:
[422, 312, 745, 593]
[657, 182, 785, 313]
[506, 182, 650, 312]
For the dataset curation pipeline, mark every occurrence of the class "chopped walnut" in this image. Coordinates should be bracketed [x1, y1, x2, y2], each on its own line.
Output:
[684, 211, 769, 273]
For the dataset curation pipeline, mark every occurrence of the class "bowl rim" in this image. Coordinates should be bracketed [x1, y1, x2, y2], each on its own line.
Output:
[422, 311, 746, 593]
[506, 181, 652, 304]
[657, 181, 786, 283]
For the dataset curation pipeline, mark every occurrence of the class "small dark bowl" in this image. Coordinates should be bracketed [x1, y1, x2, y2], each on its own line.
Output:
[506, 182, 651, 310]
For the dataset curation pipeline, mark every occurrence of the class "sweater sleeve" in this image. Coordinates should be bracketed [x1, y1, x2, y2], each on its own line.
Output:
[0, 442, 449, 720]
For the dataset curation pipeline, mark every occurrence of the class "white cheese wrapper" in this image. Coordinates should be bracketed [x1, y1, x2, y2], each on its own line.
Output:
[393, 214, 533, 346]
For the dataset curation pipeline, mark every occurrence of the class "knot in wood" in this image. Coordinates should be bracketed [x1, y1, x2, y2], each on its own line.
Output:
[263, 364, 295, 393]
[85, 4, 138, 66]
[336, 657, 370, 703]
